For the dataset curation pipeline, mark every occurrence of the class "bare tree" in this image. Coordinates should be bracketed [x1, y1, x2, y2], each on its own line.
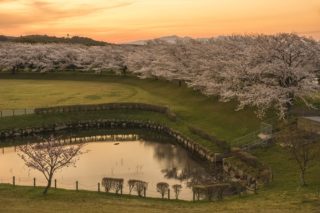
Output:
[18, 135, 85, 194]
[278, 126, 319, 186]
[172, 184, 182, 199]
[156, 182, 169, 199]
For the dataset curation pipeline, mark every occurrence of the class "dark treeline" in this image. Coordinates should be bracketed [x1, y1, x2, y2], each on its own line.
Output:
[0, 35, 108, 46]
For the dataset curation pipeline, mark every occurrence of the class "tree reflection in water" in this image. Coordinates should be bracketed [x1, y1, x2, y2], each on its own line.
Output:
[143, 140, 223, 188]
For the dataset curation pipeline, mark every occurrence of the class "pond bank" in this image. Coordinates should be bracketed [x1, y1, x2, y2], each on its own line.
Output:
[0, 118, 273, 195]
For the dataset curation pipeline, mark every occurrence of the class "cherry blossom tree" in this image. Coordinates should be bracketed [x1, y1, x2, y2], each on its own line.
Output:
[0, 33, 318, 119]
[18, 135, 85, 194]
[192, 34, 319, 119]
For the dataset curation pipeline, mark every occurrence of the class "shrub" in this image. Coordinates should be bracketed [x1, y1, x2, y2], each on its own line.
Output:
[101, 177, 124, 194]
[172, 184, 182, 199]
[193, 183, 230, 201]
[156, 182, 169, 199]
[128, 179, 148, 197]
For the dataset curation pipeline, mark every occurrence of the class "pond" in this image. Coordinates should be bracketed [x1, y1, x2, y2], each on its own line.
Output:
[0, 132, 217, 200]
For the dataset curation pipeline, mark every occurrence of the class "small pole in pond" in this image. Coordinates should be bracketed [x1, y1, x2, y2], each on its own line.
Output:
[98, 182, 100, 193]
[13, 176, 15, 186]
[54, 179, 57, 189]
[33, 178, 36, 187]
[76, 181, 79, 191]
[168, 189, 170, 200]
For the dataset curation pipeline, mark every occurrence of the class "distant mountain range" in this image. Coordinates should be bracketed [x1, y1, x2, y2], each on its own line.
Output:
[126, 35, 210, 45]
[0, 35, 109, 46]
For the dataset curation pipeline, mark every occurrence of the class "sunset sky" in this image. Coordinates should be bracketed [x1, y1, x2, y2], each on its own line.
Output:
[0, 0, 319, 43]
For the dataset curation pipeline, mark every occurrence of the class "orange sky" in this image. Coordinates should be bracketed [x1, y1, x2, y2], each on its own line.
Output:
[0, 0, 319, 43]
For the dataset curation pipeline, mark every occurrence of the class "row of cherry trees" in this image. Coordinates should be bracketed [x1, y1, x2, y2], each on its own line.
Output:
[0, 33, 319, 119]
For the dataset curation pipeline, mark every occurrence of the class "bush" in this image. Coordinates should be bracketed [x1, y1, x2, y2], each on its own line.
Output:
[172, 184, 182, 199]
[156, 182, 169, 199]
[101, 177, 124, 194]
[128, 179, 148, 197]
[193, 183, 230, 201]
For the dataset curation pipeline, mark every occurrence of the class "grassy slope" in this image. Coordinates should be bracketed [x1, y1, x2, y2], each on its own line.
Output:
[0, 73, 261, 142]
[0, 73, 319, 212]
[0, 111, 220, 151]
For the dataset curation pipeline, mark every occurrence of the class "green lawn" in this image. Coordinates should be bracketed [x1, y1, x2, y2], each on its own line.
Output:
[0, 80, 139, 108]
[0, 72, 319, 212]
[0, 73, 262, 142]
[0, 184, 319, 213]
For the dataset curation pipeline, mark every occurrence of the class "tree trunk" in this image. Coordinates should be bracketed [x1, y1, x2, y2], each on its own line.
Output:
[43, 172, 53, 195]
[43, 178, 52, 195]
[11, 67, 16, 75]
[300, 170, 306, 186]
[285, 92, 295, 118]
[122, 65, 127, 77]
[178, 80, 182, 87]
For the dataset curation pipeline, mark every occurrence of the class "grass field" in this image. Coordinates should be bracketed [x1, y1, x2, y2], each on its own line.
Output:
[0, 80, 139, 108]
[0, 184, 319, 213]
[0, 72, 319, 212]
[0, 73, 262, 142]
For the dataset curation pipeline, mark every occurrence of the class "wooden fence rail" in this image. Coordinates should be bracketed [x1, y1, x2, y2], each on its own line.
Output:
[0, 109, 34, 118]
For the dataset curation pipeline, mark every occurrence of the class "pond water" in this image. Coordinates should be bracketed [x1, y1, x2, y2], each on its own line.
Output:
[0, 134, 215, 200]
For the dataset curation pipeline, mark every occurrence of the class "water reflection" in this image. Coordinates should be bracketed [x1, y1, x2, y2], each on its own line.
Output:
[145, 142, 222, 185]
[0, 134, 219, 200]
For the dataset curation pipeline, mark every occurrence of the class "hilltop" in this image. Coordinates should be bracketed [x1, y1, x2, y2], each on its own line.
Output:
[0, 35, 109, 46]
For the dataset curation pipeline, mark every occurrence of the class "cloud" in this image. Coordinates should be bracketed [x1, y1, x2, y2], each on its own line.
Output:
[0, 0, 133, 27]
